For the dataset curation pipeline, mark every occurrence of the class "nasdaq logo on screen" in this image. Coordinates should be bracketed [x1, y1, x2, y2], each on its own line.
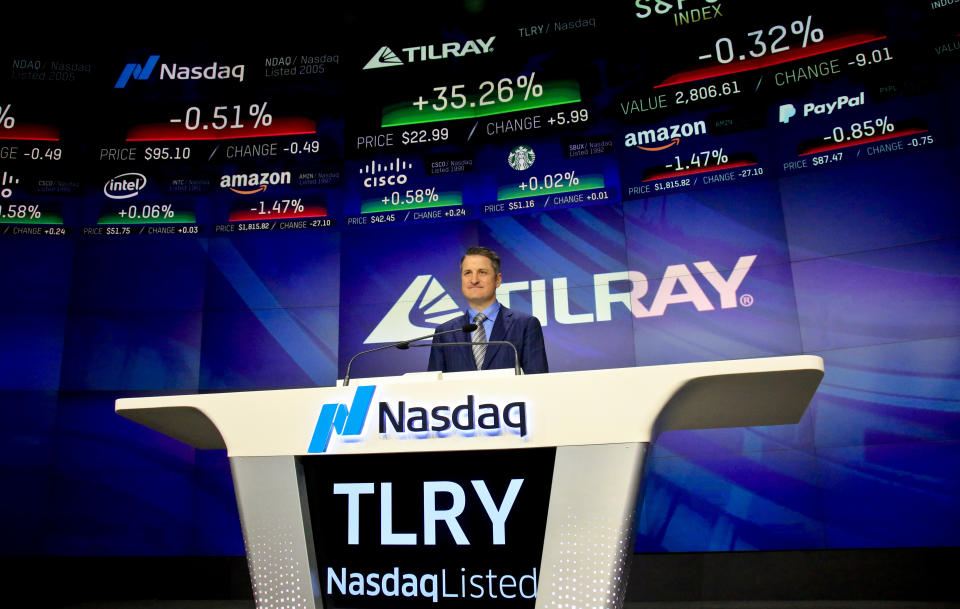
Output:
[363, 255, 758, 344]
[363, 36, 496, 70]
[114, 55, 245, 88]
[114, 55, 159, 88]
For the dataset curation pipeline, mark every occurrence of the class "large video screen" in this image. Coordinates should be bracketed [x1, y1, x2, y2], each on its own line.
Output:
[0, 1, 957, 555]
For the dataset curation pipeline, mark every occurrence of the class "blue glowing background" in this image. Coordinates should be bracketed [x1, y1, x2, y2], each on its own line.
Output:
[2, 145, 958, 557]
[1, 2, 958, 558]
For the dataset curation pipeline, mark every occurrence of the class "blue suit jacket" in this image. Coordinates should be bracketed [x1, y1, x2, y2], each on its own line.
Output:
[427, 306, 548, 374]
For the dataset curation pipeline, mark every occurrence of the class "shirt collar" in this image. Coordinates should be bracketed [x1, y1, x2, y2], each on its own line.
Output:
[467, 300, 500, 322]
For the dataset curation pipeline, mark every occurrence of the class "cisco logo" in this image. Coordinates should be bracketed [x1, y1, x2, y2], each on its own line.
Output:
[104, 173, 146, 199]
[359, 158, 412, 188]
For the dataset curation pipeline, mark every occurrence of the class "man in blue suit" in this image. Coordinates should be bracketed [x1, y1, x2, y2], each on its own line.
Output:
[428, 247, 548, 374]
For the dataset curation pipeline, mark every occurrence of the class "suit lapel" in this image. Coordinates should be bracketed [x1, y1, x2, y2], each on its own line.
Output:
[455, 313, 475, 368]
[483, 307, 511, 369]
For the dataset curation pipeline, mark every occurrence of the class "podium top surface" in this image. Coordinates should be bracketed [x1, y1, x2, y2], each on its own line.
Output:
[116, 355, 823, 457]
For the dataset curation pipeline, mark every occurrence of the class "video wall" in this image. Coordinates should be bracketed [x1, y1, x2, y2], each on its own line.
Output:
[1, 0, 958, 556]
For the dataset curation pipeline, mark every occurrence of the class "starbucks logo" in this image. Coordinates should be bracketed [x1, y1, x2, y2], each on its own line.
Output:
[508, 145, 536, 171]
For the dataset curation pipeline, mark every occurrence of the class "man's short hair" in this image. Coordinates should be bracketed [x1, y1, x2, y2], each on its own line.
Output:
[460, 246, 501, 276]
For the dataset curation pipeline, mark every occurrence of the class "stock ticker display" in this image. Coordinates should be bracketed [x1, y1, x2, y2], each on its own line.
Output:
[1, 1, 958, 556]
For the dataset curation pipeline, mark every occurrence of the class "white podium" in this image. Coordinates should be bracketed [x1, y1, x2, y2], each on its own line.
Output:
[117, 355, 823, 609]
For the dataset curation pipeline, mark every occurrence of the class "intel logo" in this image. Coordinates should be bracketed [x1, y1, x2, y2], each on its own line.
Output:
[104, 173, 146, 199]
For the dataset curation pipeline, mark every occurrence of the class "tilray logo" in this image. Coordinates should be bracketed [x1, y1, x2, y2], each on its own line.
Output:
[625, 120, 707, 149]
[219, 170, 291, 194]
[364, 255, 758, 344]
[309, 385, 376, 453]
[104, 173, 146, 199]
[780, 91, 866, 124]
[362, 36, 496, 70]
[114, 55, 245, 88]
[363, 47, 403, 70]
[364, 275, 462, 344]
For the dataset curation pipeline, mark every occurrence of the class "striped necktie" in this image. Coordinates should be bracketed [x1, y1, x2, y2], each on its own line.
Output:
[471, 313, 487, 370]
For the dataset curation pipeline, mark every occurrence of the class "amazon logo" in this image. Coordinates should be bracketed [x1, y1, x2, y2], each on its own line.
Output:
[624, 120, 707, 150]
[219, 170, 291, 195]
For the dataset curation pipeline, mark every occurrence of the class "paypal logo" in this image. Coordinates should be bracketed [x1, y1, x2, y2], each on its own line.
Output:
[778, 103, 797, 124]
[780, 92, 866, 124]
[309, 385, 376, 453]
[115, 55, 159, 88]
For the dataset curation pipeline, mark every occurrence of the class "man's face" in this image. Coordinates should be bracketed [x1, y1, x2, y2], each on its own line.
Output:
[460, 254, 502, 308]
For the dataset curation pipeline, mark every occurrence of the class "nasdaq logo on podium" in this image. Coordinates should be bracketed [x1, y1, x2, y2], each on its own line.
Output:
[309, 386, 530, 453]
[309, 385, 377, 453]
